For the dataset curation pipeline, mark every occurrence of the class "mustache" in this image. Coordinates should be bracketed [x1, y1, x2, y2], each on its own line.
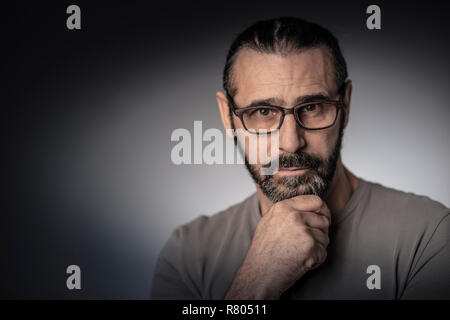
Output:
[275, 151, 323, 169]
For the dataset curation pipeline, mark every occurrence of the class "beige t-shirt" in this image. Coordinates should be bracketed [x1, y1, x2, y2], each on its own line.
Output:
[151, 178, 450, 299]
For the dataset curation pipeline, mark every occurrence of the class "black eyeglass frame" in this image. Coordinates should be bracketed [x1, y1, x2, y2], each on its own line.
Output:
[226, 92, 346, 134]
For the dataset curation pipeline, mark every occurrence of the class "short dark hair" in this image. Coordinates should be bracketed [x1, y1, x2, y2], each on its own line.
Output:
[223, 17, 348, 98]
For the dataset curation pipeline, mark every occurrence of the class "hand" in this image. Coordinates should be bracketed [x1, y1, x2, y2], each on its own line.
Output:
[225, 195, 331, 299]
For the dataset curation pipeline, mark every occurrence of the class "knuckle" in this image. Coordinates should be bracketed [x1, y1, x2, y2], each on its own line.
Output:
[294, 212, 307, 225]
[322, 216, 331, 228]
[319, 248, 328, 264]
[275, 199, 290, 211]
[304, 256, 316, 270]
[301, 232, 316, 250]
[324, 235, 330, 247]
[323, 203, 331, 216]
[304, 248, 326, 270]
[300, 233, 329, 271]
[283, 208, 297, 222]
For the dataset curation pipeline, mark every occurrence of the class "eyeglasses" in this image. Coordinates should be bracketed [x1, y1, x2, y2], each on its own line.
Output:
[227, 93, 345, 134]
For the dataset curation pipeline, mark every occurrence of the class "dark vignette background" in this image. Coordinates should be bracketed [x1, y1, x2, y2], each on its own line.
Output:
[2, 1, 449, 299]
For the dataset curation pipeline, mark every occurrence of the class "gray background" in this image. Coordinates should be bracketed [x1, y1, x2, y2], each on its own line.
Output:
[2, 0, 449, 298]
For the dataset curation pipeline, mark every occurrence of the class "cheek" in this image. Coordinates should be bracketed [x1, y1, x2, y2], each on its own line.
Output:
[304, 127, 339, 158]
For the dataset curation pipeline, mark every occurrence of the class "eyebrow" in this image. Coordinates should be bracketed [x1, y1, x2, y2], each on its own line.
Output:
[240, 93, 332, 109]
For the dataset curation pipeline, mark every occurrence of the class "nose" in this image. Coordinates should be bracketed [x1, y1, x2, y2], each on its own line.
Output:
[278, 113, 306, 153]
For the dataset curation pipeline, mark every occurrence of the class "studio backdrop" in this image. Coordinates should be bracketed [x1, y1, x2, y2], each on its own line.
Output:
[2, 0, 449, 298]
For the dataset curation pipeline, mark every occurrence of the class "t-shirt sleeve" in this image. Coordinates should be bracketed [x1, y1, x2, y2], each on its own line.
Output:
[401, 211, 450, 299]
[151, 228, 202, 300]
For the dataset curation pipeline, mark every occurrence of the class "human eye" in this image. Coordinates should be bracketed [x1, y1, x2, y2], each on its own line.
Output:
[300, 103, 321, 113]
[257, 108, 272, 116]
[250, 107, 275, 117]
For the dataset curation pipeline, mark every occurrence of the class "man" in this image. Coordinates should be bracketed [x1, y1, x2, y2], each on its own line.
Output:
[152, 17, 450, 299]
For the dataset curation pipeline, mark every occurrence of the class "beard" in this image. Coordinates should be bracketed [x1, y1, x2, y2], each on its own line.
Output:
[239, 113, 345, 203]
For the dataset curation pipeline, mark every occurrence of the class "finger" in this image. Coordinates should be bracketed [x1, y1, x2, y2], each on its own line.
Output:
[283, 195, 331, 222]
[298, 211, 330, 230]
[310, 249, 327, 270]
[316, 201, 331, 223]
[307, 227, 330, 248]
[283, 194, 324, 213]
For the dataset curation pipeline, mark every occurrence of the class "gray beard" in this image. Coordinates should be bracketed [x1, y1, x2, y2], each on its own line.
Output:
[241, 113, 344, 203]
[257, 171, 328, 202]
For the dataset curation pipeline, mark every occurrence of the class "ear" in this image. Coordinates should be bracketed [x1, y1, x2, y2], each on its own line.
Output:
[343, 80, 352, 128]
[216, 91, 235, 139]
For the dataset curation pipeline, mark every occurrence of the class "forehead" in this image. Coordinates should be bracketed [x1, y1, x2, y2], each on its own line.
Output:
[232, 47, 336, 105]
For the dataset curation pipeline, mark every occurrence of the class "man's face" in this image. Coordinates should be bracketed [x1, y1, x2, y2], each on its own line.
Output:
[228, 47, 347, 202]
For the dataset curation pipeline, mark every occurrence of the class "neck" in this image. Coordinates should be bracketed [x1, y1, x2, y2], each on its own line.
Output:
[257, 157, 359, 216]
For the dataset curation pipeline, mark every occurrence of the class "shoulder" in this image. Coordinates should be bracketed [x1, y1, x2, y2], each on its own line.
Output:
[362, 179, 449, 232]
[366, 180, 448, 214]
[153, 192, 259, 298]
